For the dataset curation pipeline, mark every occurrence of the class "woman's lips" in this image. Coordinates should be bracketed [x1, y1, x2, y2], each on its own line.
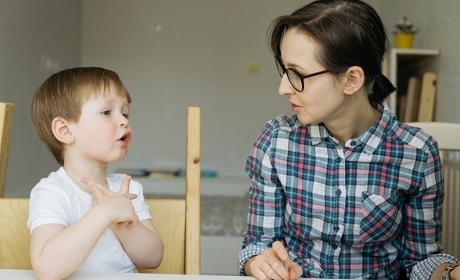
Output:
[290, 103, 301, 112]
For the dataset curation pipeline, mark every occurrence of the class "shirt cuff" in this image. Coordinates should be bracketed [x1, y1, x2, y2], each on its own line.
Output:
[238, 245, 268, 275]
[411, 254, 460, 280]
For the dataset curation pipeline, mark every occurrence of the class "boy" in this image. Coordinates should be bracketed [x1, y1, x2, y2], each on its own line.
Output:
[28, 67, 164, 280]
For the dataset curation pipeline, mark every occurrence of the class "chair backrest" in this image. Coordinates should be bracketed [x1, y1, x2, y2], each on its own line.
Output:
[0, 102, 14, 198]
[0, 107, 201, 274]
[405, 122, 460, 258]
[405, 122, 460, 156]
[0, 198, 31, 269]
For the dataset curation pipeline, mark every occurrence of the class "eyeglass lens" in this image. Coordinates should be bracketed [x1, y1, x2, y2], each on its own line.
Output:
[275, 58, 303, 91]
[275, 57, 329, 92]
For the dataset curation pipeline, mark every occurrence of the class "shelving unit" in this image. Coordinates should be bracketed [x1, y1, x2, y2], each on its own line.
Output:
[383, 48, 439, 116]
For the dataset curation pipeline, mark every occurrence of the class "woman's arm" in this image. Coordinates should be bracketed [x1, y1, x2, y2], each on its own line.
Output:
[410, 254, 460, 280]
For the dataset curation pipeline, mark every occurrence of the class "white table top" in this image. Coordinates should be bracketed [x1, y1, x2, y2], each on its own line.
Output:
[0, 269, 348, 279]
[0, 270, 256, 279]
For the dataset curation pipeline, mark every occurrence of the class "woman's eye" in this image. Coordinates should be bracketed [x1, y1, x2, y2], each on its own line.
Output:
[102, 110, 111, 116]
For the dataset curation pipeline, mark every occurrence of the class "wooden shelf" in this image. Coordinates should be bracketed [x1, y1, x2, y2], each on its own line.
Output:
[383, 48, 439, 115]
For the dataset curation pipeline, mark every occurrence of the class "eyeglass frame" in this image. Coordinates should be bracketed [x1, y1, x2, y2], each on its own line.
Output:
[275, 56, 329, 92]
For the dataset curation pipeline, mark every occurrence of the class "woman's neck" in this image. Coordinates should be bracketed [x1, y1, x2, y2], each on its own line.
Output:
[325, 98, 381, 147]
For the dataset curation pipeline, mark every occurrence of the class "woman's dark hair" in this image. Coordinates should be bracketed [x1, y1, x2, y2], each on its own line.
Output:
[269, 0, 395, 103]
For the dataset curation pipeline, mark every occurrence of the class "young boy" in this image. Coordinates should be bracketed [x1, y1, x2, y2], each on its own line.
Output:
[28, 67, 164, 280]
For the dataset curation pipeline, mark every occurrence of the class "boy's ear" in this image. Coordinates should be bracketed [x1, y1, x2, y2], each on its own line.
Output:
[343, 66, 365, 95]
[52, 117, 74, 144]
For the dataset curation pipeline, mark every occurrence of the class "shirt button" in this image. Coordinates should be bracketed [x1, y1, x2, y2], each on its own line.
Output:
[335, 189, 342, 196]
[333, 226, 340, 232]
[350, 140, 356, 146]
[335, 157, 341, 163]
[332, 244, 338, 250]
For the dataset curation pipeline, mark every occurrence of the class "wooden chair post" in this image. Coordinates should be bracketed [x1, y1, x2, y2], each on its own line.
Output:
[0, 103, 14, 198]
[185, 107, 201, 274]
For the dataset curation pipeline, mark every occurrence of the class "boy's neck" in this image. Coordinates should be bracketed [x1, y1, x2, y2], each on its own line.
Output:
[63, 162, 109, 194]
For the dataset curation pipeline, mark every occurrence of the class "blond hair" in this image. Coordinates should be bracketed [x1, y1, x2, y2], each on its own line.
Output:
[31, 67, 131, 165]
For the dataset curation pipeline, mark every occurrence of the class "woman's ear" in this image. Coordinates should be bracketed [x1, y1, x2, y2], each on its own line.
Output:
[52, 117, 74, 144]
[343, 66, 365, 95]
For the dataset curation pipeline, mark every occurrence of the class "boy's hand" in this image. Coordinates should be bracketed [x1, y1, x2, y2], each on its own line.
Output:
[81, 176, 138, 229]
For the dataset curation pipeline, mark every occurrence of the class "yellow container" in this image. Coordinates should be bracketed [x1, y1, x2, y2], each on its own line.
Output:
[394, 33, 414, 49]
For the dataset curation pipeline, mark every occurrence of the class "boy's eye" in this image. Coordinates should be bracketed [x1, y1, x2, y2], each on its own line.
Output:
[102, 110, 111, 116]
[123, 114, 129, 119]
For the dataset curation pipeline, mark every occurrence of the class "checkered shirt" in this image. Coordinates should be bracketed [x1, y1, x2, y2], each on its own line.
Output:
[238, 102, 445, 279]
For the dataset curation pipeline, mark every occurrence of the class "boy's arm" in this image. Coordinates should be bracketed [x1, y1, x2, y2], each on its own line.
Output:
[30, 202, 120, 280]
[30, 178, 138, 280]
[111, 219, 164, 269]
[85, 176, 164, 269]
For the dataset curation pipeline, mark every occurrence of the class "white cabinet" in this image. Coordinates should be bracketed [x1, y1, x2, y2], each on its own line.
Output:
[383, 48, 439, 116]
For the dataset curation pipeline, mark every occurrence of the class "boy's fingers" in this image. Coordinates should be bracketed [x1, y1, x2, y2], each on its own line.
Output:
[91, 186, 103, 201]
[119, 175, 132, 194]
[82, 177, 110, 194]
[80, 177, 90, 184]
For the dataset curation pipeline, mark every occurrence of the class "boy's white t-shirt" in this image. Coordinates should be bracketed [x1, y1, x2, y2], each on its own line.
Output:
[27, 167, 151, 273]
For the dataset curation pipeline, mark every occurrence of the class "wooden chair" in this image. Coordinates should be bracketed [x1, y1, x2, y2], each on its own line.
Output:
[0, 102, 14, 198]
[0, 198, 31, 269]
[0, 107, 201, 274]
[405, 122, 460, 258]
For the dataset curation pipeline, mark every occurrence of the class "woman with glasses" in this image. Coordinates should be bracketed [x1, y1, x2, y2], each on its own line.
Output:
[238, 0, 459, 279]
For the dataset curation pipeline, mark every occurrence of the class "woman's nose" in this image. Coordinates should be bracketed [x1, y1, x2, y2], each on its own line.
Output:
[278, 74, 295, 96]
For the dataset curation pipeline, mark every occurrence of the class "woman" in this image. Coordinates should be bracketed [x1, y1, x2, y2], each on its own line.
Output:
[238, 0, 460, 279]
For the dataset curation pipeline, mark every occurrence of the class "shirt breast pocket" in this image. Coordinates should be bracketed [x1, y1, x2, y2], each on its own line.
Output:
[358, 191, 404, 244]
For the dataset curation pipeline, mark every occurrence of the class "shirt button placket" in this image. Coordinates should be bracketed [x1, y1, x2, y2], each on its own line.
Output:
[333, 148, 346, 276]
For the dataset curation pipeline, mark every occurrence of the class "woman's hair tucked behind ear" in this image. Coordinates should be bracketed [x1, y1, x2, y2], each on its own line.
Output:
[31, 67, 131, 165]
[268, 0, 395, 103]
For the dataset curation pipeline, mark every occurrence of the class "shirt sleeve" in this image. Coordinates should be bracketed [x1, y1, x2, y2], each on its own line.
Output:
[410, 254, 460, 280]
[238, 121, 286, 275]
[403, 136, 444, 277]
[28, 186, 71, 232]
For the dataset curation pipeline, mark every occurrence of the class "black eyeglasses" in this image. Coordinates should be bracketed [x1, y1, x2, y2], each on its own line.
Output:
[275, 57, 329, 92]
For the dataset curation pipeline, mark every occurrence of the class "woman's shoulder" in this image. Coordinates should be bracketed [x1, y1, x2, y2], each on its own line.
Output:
[263, 114, 302, 133]
[391, 121, 438, 151]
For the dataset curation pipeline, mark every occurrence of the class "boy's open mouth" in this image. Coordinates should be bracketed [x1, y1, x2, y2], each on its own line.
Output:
[119, 131, 131, 142]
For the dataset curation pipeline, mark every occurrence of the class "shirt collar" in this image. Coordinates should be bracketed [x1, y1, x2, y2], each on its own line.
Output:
[354, 101, 394, 154]
[306, 101, 395, 153]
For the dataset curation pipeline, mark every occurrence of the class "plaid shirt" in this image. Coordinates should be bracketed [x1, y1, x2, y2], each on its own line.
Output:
[238, 102, 444, 279]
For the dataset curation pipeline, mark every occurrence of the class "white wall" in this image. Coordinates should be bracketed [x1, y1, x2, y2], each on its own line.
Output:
[2, 0, 457, 201]
[1, 0, 80, 197]
[81, 0, 309, 177]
